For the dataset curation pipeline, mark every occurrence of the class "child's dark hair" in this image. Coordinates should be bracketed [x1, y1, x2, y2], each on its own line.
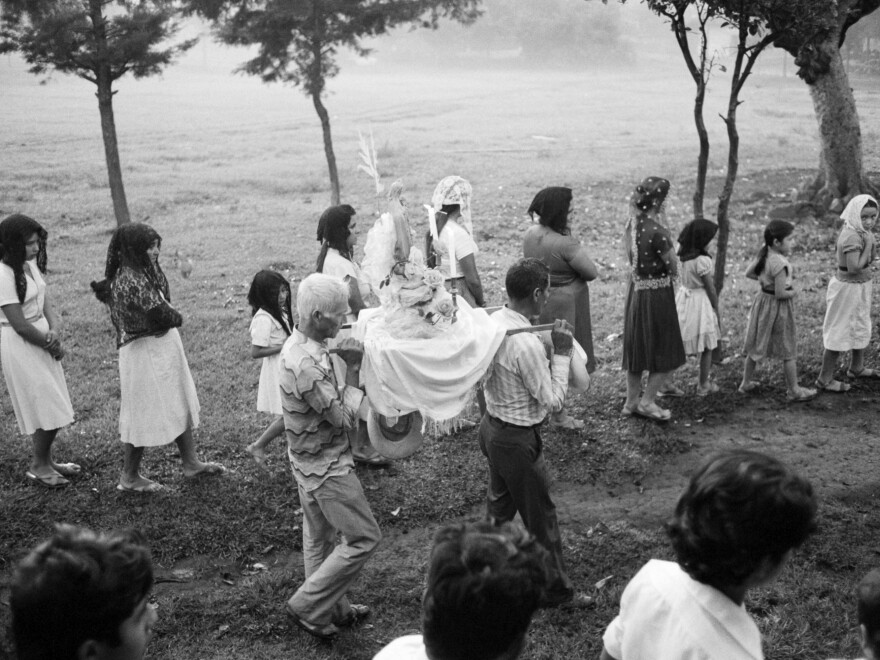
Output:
[422, 521, 548, 660]
[667, 449, 816, 590]
[248, 270, 292, 335]
[866, 199, 879, 210]
[754, 220, 794, 276]
[0, 214, 48, 304]
[677, 218, 718, 262]
[858, 569, 880, 653]
[11, 524, 153, 660]
[316, 204, 356, 272]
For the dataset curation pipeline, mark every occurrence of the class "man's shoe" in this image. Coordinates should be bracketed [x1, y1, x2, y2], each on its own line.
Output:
[334, 603, 370, 627]
[286, 603, 339, 640]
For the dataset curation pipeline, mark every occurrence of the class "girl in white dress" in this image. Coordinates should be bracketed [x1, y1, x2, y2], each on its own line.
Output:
[0, 214, 76, 488]
[245, 270, 292, 468]
[91, 223, 224, 492]
[674, 218, 721, 396]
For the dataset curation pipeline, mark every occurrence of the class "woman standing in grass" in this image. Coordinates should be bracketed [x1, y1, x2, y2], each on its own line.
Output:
[426, 176, 485, 308]
[0, 214, 77, 488]
[621, 177, 685, 422]
[91, 223, 224, 492]
[316, 204, 389, 466]
[816, 195, 879, 392]
[523, 186, 598, 430]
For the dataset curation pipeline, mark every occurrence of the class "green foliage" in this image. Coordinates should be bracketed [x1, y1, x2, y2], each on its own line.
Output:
[0, 0, 196, 84]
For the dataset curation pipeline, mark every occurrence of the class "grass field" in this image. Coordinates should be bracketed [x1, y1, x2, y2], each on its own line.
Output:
[2, 36, 880, 659]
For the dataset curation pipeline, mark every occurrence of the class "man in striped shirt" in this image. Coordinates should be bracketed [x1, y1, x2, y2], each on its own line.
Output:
[279, 274, 381, 640]
[480, 257, 583, 608]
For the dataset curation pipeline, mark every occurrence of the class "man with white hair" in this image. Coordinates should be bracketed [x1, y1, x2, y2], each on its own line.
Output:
[280, 273, 381, 640]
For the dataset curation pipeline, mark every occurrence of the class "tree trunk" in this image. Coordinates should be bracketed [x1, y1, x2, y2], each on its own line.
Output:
[89, 0, 130, 226]
[693, 80, 709, 219]
[312, 91, 340, 206]
[805, 35, 869, 210]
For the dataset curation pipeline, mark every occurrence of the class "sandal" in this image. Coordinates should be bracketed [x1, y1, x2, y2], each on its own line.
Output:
[183, 462, 226, 478]
[737, 381, 759, 394]
[634, 403, 672, 422]
[847, 367, 880, 379]
[53, 462, 82, 477]
[696, 382, 720, 397]
[817, 378, 851, 393]
[657, 384, 686, 398]
[550, 414, 586, 430]
[786, 386, 817, 403]
[26, 470, 69, 489]
[117, 481, 165, 494]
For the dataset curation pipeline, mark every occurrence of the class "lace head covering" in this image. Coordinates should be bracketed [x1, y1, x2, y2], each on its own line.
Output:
[0, 214, 48, 304]
[92, 223, 167, 304]
[677, 218, 718, 262]
[840, 194, 878, 237]
[432, 176, 473, 237]
[527, 187, 573, 235]
[625, 177, 671, 270]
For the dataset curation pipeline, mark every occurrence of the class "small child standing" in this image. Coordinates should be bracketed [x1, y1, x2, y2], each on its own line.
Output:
[816, 195, 879, 392]
[739, 219, 816, 402]
[600, 449, 817, 660]
[245, 270, 292, 469]
[675, 218, 721, 396]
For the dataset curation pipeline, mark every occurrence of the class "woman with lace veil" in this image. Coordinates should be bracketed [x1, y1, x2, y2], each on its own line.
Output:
[621, 177, 685, 422]
[91, 223, 225, 492]
[425, 176, 485, 308]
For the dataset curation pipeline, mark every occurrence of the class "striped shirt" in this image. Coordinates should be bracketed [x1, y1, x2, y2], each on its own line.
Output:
[279, 327, 364, 492]
[483, 306, 570, 426]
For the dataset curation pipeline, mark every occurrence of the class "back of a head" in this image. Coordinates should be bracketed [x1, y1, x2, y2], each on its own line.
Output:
[505, 258, 549, 301]
[422, 522, 548, 660]
[11, 525, 153, 660]
[666, 449, 817, 589]
[858, 569, 880, 654]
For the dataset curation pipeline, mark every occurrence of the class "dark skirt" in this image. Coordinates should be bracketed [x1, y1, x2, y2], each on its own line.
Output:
[539, 280, 596, 373]
[622, 282, 686, 373]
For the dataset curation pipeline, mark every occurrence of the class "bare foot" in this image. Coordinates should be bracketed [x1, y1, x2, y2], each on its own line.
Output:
[246, 443, 268, 470]
[51, 461, 82, 476]
[183, 461, 226, 478]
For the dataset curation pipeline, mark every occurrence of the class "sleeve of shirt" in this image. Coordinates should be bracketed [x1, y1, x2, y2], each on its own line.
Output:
[324, 254, 358, 281]
[766, 252, 786, 279]
[0, 267, 19, 307]
[250, 313, 273, 347]
[694, 255, 713, 277]
[840, 231, 863, 255]
[650, 229, 673, 257]
[452, 223, 476, 259]
[514, 335, 570, 414]
[296, 360, 364, 429]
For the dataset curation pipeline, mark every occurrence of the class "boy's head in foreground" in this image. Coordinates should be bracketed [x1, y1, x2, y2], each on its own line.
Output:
[11, 525, 156, 660]
[422, 521, 549, 660]
[667, 449, 817, 601]
[858, 569, 880, 658]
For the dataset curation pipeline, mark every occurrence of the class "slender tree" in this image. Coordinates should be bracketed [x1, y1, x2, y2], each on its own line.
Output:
[0, 0, 196, 225]
[645, 0, 716, 218]
[765, 0, 880, 211]
[188, 0, 482, 206]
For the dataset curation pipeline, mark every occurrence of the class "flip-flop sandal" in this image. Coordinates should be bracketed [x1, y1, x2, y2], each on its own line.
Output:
[786, 388, 817, 403]
[737, 382, 759, 394]
[117, 481, 165, 493]
[817, 379, 851, 393]
[26, 470, 69, 489]
[847, 368, 880, 379]
[184, 462, 226, 478]
[657, 385, 685, 398]
[53, 462, 82, 476]
[634, 403, 672, 422]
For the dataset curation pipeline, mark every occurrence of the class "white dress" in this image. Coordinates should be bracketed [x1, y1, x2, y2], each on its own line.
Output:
[249, 309, 288, 415]
[0, 261, 74, 435]
[675, 255, 720, 355]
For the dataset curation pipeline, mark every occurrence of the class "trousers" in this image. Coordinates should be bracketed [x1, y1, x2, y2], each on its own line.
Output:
[287, 470, 382, 625]
[478, 414, 572, 599]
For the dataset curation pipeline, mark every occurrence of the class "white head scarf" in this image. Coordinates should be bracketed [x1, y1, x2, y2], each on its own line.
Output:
[840, 194, 878, 236]
[431, 176, 473, 237]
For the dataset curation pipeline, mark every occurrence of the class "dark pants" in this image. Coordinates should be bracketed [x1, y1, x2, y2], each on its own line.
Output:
[478, 414, 572, 599]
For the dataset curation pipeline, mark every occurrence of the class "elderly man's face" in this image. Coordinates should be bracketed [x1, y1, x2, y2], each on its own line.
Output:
[314, 299, 350, 341]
